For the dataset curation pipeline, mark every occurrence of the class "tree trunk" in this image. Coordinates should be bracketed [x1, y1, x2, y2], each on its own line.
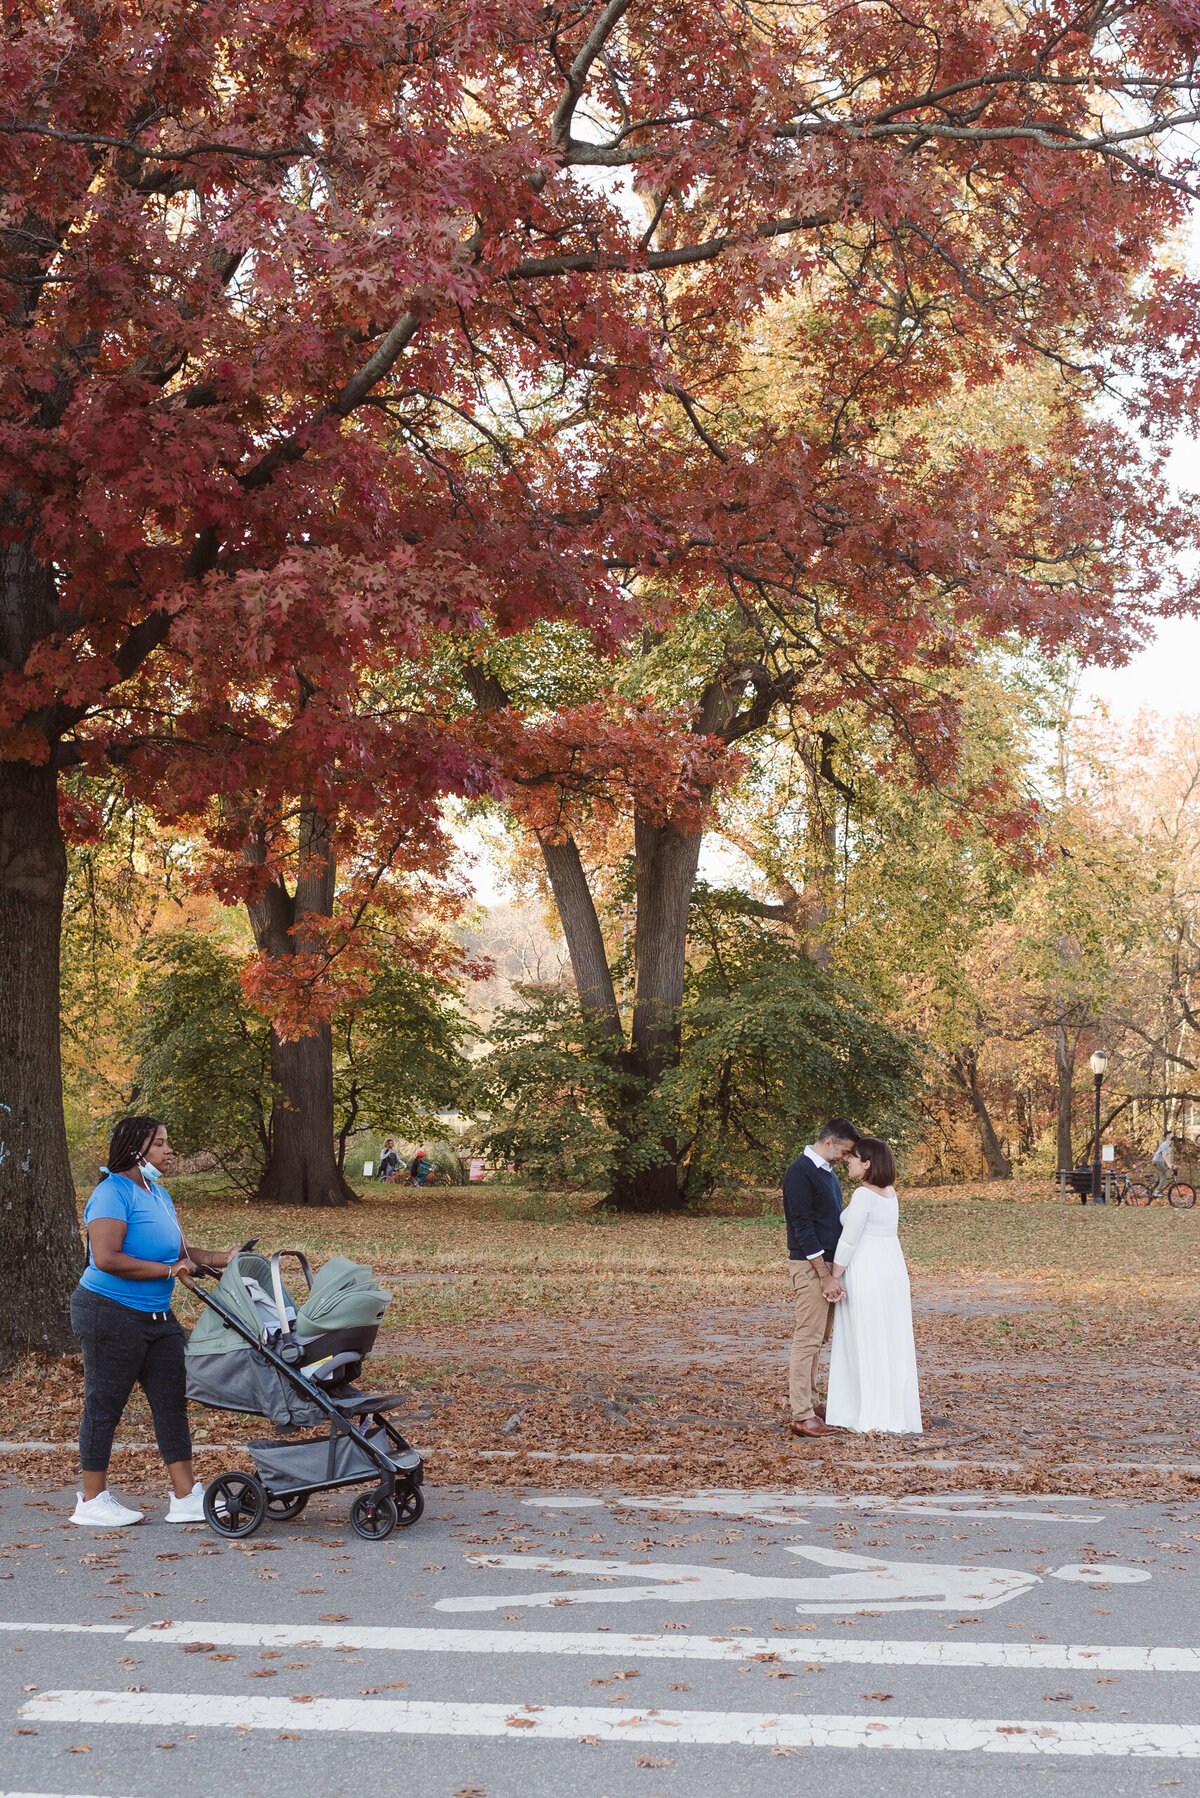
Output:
[0, 760, 84, 1366]
[246, 808, 357, 1207]
[950, 1049, 1012, 1179]
[1055, 1024, 1076, 1170]
[607, 813, 705, 1212]
[256, 1021, 356, 1205]
[536, 832, 622, 1033]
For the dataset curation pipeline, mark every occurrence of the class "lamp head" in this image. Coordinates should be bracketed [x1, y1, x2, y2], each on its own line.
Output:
[1090, 1049, 1109, 1078]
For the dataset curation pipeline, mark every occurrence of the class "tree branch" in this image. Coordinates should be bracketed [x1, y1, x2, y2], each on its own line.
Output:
[550, 0, 636, 150]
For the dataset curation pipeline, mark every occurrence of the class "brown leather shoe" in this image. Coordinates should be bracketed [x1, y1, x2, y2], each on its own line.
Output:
[813, 1402, 827, 1421]
[790, 1415, 843, 1438]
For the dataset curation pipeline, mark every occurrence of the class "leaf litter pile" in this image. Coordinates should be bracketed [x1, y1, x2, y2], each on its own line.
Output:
[3, 1181, 1198, 1499]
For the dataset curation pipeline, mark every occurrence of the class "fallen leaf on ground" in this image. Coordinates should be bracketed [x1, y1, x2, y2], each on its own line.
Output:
[636, 1757, 674, 1767]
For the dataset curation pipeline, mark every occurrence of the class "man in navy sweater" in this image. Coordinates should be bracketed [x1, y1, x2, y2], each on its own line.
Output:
[782, 1118, 858, 1438]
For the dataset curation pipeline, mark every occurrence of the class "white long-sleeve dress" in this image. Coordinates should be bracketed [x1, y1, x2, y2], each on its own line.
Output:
[826, 1184, 922, 1434]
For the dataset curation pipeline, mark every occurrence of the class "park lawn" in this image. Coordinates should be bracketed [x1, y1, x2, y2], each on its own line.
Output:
[3, 1180, 1197, 1499]
[159, 1177, 1200, 1335]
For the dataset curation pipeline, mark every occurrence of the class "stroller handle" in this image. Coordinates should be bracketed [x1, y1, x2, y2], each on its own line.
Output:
[269, 1250, 313, 1340]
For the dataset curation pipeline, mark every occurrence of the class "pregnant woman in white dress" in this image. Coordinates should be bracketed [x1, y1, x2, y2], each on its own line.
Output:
[826, 1136, 922, 1434]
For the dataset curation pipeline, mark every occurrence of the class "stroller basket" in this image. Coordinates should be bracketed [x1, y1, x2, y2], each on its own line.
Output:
[252, 1430, 422, 1494]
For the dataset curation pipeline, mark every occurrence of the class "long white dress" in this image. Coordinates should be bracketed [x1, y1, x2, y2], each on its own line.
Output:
[826, 1184, 922, 1434]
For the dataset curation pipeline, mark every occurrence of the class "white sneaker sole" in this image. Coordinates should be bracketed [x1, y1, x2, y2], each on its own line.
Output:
[69, 1513, 143, 1528]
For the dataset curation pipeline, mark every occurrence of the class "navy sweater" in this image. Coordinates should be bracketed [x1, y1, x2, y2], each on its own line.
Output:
[782, 1152, 845, 1261]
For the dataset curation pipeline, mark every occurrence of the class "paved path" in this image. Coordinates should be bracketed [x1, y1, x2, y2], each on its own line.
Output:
[4, 1479, 1199, 1796]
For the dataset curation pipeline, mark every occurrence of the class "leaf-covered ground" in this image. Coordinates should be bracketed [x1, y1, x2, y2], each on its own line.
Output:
[4, 1181, 1198, 1499]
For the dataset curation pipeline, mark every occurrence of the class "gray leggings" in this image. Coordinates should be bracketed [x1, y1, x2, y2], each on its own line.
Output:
[70, 1287, 192, 1472]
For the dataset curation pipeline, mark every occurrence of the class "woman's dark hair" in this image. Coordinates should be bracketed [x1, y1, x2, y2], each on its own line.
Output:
[852, 1136, 896, 1188]
[106, 1116, 163, 1175]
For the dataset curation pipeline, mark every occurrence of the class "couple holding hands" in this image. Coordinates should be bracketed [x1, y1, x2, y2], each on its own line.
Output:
[784, 1119, 922, 1439]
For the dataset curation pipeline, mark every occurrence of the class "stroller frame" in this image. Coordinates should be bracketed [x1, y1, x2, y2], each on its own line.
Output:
[186, 1254, 423, 1541]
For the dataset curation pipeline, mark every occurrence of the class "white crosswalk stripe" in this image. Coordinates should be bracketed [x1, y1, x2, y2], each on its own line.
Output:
[20, 1689, 1200, 1757]
[1, 1791, 138, 1798]
[4, 1614, 1198, 1672]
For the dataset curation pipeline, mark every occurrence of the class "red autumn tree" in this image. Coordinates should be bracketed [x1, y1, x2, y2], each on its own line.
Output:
[2, 0, 1198, 1358]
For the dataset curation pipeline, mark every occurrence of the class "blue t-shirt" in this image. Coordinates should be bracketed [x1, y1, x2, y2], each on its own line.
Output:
[79, 1173, 183, 1311]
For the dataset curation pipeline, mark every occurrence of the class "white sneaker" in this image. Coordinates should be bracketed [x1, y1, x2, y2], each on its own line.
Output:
[165, 1481, 206, 1524]
[71, 1490, 144, 1528]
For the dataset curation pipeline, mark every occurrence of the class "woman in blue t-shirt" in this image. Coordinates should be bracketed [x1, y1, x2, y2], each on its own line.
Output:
[70, 1115, 234, 1529]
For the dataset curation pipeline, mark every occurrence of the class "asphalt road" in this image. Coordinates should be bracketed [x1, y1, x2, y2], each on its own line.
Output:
[3, 1477, 1199, 1797]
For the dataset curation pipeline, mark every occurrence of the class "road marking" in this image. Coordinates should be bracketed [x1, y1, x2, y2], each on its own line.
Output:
[0, 1617, 1189, 1672]
[0, 1623, 128, 1636]
[437, 1545, 1043, 1613]
[529, 1493, 1105, 1523]
[22, 1690, 1200, 1756]
[1051, 1564, 1151, 1585]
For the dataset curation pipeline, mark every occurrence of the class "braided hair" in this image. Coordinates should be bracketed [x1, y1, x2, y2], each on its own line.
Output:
[106, 1116, 163, 1176]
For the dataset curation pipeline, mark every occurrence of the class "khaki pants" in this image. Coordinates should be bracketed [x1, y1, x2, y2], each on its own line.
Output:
[788, 1258, 833, 1420]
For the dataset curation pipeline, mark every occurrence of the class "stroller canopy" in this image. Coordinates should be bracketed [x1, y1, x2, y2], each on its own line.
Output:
[186, 1252, 284, 1357]
[295, 1258, 391, 1340]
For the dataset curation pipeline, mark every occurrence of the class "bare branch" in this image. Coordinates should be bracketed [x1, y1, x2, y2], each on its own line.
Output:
[550, 0, 636, 150]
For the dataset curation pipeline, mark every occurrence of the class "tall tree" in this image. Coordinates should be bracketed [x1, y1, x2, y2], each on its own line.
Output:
[1, 0, 1196, 1341]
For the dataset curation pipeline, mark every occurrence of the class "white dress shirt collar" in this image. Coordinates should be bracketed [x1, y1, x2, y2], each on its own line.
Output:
[803, 1143, 832, 1172]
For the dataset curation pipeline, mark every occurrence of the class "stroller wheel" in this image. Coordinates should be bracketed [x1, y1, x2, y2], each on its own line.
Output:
[204, 1472, 267, 1539]
[349, 1491, 398, 1541]
[396, 1486, 425, 1529]
[266, 1493, 309, 1521]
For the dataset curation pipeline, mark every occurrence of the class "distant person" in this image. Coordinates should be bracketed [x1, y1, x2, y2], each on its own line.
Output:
[1068, 1159, 1094, 1203]
[378, 1139, 400, 1182]
[1152, 1135, 1175, 1195]
[781, 1118, 858, 1438]
[70, 1117, 234, 1529]
[825, 1137, 922, 1434]
[408, 1149, 434, 1186]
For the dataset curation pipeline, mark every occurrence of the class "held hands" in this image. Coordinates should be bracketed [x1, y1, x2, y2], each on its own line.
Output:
[820, 1272, 845, 1304]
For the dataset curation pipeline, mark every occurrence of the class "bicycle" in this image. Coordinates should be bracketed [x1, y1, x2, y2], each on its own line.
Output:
[1108, 1172, 1196, 1209]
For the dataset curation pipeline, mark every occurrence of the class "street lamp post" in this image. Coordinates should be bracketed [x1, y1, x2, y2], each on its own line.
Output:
[1090, 1049, 1109, 1205]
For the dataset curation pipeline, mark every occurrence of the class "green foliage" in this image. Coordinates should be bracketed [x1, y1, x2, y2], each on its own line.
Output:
[669, 906, 919, 1199]
[478, 909, 919, 1198]
[476, 992, 633, 1190]
[331, 961, 473, 1169]
[132, 933, 274, 1181]
[133, 931, 472, 1184]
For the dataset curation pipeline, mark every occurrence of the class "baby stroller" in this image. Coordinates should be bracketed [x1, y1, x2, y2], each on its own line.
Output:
[183, 1248, 424, 1541]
